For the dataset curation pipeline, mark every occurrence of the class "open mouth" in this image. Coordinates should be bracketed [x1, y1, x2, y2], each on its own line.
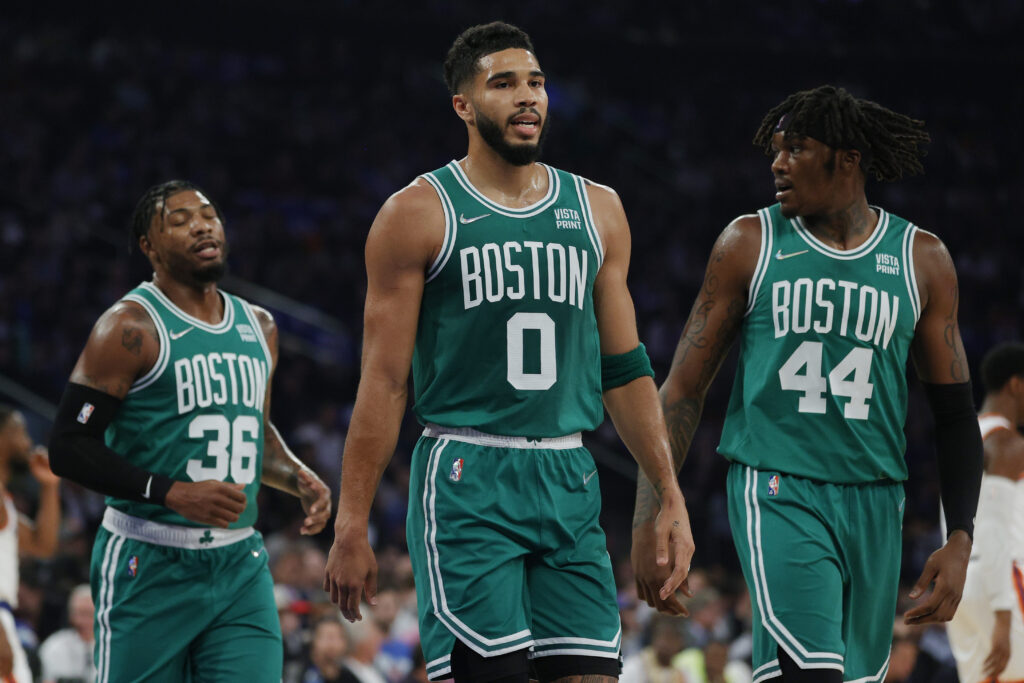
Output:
[192, 240, 221, 259]
[775, 180, 793, 200]
[510, 113, 540, 136]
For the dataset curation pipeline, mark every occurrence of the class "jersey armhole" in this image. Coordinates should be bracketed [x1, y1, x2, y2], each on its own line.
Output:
[420, 173, 457, 283]
[901, 224, 923, 324]
[239, 298, 275, 372]
[744, 209, 774, 317]
[573, 174, 605, 270]
[121, 294, 170, 394]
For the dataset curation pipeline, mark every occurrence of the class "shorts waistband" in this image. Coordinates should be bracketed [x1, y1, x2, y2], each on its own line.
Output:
[102, 507, 254, 550]
[423, 424, 583, 450]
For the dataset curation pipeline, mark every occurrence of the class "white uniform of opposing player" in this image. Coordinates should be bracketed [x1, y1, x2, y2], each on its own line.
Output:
[947, 414, 1024, 683]
[0, 494, 33, 683]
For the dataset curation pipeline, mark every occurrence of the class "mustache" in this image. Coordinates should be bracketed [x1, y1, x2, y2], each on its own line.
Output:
[507, 107, 543, 125]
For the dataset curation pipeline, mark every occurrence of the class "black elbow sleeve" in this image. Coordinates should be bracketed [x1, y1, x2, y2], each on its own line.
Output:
[923, 381, 983, 539]
[49, 382, 174, 505]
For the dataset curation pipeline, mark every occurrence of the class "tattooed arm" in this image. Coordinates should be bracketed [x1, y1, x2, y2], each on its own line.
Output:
[253, 307, 331, 535]
[903, 230, 980, 625]
[632, 216, 760, 614]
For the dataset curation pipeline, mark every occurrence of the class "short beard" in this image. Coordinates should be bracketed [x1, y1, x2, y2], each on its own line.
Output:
[476, 108, 549, 166]
[195, 261, 227, 284]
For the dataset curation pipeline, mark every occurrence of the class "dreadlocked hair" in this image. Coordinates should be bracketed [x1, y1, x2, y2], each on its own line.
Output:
[128, 179, 222, 252]
[752, 85, 930, 182]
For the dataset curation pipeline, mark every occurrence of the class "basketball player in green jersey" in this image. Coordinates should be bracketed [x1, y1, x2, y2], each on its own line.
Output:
[48, 181, 332, 682]
[632, 86, 983, 683]
[324, 22, 694, 683]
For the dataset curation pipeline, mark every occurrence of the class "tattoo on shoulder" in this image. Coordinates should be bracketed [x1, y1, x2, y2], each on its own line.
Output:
[121, 327, 144, 356]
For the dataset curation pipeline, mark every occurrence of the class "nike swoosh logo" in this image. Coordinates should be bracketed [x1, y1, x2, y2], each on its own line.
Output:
[775, 249, 809, 260]
[169, 326, 194, 340]
[459, 213, 491, 224]
[142, 475, 152, 499]
[583, 469, 598, 486]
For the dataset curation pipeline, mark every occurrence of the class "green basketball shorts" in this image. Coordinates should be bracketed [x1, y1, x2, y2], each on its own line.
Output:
[91, 508, 282, 683]
[407, 425, 622, 681]
[727, 463, 904, 683]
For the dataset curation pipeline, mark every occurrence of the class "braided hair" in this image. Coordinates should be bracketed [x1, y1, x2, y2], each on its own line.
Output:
[128, 180, 223, 252]
[752, 85, 929, 182]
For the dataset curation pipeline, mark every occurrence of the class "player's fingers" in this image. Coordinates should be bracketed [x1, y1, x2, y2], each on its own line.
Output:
[366, 566, 379, 606]
[658, 592, 688, 617]
[907, 563, 937, 600]
[654, 523, 669, 567]
[660, 558, 688, 600]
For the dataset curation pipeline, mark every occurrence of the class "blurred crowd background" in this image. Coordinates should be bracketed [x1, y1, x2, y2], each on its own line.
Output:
[1, 0, 1021, 680]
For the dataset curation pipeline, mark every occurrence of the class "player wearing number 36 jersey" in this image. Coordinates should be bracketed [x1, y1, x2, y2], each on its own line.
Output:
[633, 86, 983, 683]
[324, 22, 695, 683]
[48, 181, 332, 683]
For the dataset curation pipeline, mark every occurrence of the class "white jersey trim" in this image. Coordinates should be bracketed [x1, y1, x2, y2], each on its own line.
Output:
[573, 175, 605, 271]
[238, 297, 274, 372]
[421, 173, 458, 283]
[448, 160, 560, 218]
[746, 209, 775, 317]
[140, 281, 235, 333]
[101, 507, 254, 549]
[792, 209, 889, 260]
[901, 224, 922, 323]
[122, 294, 170, 394]
[422, 424, 582, 450]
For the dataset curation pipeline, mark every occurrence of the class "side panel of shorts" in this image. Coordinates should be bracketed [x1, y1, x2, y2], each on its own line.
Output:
[727, 463, 901, 683]
[526, 448, 621, 663]
[948, 560, 1024, 683]
[407, 437, 621, 681]
[0, 608, 32, 683]
[90, 527, 281, 683]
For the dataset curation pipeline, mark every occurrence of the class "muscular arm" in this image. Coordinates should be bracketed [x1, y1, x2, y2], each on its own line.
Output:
[587, 183, 695, 603]
[324, 179, 442, 620]
[253, 307, 331, 534]
[905, 231, 983, 624]
[633, 217, 758, 527]
[50, 299, 248, 526]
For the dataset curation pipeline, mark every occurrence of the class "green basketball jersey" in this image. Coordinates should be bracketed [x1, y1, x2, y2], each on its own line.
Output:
[412, 161, 605, 437]
[718, 204, 922, 483]
[106, 281, 272, 527]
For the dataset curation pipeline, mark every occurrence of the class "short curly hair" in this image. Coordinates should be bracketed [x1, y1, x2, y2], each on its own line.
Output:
[980, 343, 1024, 394]
[443, 22, 535, 96]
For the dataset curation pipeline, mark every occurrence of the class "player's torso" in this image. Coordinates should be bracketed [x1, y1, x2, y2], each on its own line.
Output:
[413, 161, 604, 437]
[0, 495, 19, 604]
[105, 282, 272, 527]
[719, 204, 921, 482]
[974, 414, 1024, 561]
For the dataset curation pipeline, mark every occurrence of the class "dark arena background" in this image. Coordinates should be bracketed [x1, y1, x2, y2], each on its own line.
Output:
[1, 1, 1021, 681]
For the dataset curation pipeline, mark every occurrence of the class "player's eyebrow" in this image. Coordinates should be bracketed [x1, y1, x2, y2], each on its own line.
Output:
[486, 69, 545, 84]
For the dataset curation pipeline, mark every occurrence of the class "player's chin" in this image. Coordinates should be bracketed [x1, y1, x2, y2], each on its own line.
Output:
[778, 201, 799, 218]
[194, 261, 227, 283]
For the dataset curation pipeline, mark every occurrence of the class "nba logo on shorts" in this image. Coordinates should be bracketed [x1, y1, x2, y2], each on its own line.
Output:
[77, 402, 95, 424]
[767, 475, 780, 496]
[449, 458, 464, 482]
[127, 555, 139, 578]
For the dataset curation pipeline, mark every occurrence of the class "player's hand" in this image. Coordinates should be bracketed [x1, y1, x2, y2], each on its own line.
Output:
[904, 530, 971, 624]
[164, 480, 247, 528]
[0, 627, 13, 676]
[297, 469, 332, 535]
[28, 446, 60, 488]
[984, 610, 1012, 679]
[631, 517, 691, 616]
[324, 522, 377, 622]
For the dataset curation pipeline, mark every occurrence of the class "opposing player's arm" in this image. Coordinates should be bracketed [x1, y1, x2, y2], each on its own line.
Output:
[325, 179, 443, 621]
[587, 181, 694, 605]
[905, 230, 982, 624]
[49, 301, 247, 527]
[253, 306, 331, 535]
[18, 447, 61, 558]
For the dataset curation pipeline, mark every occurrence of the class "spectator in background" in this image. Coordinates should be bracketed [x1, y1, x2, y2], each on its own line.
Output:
[38, 584, 95, 683]
[0, 405, 60, 683]
[303, 618, 356, 683]
[621, 615, 690, 683]
[343, 618, 386, 683]
[675, 637, 752, 683]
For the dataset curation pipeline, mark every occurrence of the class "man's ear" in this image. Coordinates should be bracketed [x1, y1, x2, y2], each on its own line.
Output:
[453, 94, 474, 126]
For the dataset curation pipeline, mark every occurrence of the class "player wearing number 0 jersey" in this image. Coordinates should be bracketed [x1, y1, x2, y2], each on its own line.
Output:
[633, 86, 982, 683]
[49, 181, 332, 683]
[325, 22, 695, 683]
[947, 343, 1024, 683]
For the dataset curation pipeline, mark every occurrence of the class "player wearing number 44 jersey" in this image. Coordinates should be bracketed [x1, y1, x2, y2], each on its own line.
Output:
[324, 22, 695, 683]
[632, 86, 983, 683]
[48, 181, 332, 683]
